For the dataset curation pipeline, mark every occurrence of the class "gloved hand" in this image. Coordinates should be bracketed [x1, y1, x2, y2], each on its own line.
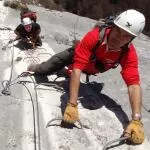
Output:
[124, 120, 145, 144]
[63, 102, 79, 123]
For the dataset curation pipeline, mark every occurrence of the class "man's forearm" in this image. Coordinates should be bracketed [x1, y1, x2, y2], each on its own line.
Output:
[69, 68, 81, 105]
[128, 84, 142, 120]
[33, 30, 40, 42]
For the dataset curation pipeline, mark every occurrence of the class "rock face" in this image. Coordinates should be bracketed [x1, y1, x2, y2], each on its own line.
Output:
[53, 0, 150, 36]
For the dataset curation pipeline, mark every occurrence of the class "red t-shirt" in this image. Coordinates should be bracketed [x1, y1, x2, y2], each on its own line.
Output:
[73, 27, 140, 86]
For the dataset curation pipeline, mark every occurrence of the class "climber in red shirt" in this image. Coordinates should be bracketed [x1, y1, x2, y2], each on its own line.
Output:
[73, 26, 140, 85]
[27, 9, 145, 144]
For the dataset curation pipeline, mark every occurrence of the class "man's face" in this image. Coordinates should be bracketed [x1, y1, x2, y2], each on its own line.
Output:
[107, 27, 134, 50]
[24, 24, 32, 32]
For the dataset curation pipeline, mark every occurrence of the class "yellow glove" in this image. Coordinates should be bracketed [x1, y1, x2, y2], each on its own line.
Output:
[63, 102, 79, 123]
[124, 120, 144, 144]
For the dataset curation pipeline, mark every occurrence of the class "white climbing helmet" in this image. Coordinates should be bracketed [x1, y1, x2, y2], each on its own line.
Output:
[114, 9, 145, 36]
[22, 17, 32, 26]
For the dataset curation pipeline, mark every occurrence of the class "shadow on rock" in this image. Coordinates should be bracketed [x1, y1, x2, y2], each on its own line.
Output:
[60, 81, 129, 129]
[31, 75, 129, 129]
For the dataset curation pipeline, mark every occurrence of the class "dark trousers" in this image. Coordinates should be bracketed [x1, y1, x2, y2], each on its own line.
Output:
[35, 47, 74, 75]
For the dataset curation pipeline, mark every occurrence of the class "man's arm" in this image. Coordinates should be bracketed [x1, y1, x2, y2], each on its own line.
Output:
[32, 29, 41, 42]
[14, 24, 25, 41]
[119, 44, 144, 144]
[69, 68, 82, 105]
[63, 28, 100, 123]
[124, 84, 144, 144]
[14, 29, 27, 42]
[63, 68, 81, 123]
[128, 84, 142, 120]
[32, 23, 41, 43]
[14, 30, 21, 40]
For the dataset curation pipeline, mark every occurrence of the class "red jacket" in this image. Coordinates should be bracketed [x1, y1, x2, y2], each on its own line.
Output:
[73, 27, 140, 86]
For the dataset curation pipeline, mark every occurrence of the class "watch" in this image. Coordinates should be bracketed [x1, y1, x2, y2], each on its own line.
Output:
[132, 113, 142, 120]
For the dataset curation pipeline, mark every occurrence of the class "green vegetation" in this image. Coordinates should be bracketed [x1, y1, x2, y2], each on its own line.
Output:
[4, 1, 28, 10]
[3, 0, 62, 11]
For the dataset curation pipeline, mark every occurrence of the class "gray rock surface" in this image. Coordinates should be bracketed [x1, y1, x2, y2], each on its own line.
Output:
[0, 1, 150, 150]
